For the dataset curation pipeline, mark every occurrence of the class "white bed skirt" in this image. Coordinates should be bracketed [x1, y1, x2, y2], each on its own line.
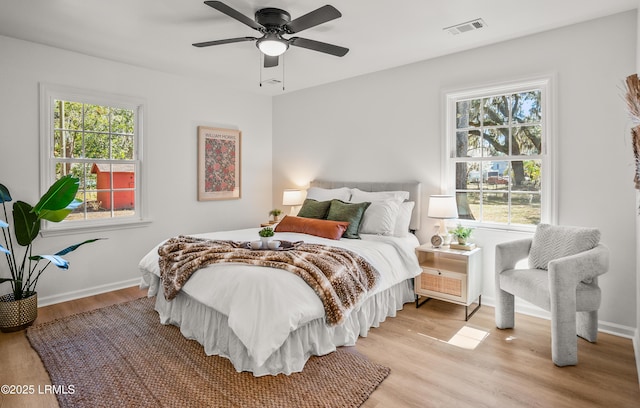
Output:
[146, 275, 414, 376]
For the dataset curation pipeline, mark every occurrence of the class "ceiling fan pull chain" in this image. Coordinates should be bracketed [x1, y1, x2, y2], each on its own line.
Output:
[282, 54, 285, 91]
[259, 52, 263, 87]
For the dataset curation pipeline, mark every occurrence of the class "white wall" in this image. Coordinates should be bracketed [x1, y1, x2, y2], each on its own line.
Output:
[273, 11, 638, 334]
[0, 35, 273, 304]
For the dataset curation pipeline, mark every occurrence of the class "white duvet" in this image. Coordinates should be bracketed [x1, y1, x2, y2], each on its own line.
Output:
[139, 228, 421, 367]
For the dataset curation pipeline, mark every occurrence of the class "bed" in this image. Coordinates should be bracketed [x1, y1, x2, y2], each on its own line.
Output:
[139, 180, 422, 376]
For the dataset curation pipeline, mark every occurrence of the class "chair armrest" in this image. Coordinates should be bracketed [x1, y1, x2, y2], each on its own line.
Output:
[495, 238, 532, 275]
[548, 244, 609, 287]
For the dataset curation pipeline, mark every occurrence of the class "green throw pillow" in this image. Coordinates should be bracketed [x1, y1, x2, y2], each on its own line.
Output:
[326, 200, 371, 239]
[297, 199, 331, 219]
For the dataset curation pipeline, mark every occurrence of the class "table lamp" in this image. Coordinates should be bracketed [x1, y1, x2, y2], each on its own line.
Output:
[282, 189, 304, 215]
[427, 195, 459, 247]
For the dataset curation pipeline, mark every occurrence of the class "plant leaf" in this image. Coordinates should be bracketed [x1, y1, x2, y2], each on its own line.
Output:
[29, 254, 69, 269]
[54, 238, 102, 256]
[0, 184, 11, 203]
[0, 244, 9, 255]
[13, 201, 39, 246]
[0, 277, 14, 284]
[39, 199, 83, 223]
[32, 175, 80, 215]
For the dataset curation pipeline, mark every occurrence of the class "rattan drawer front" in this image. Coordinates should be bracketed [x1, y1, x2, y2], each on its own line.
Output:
[416, 268, 466, 304]
[420, 273, 440, 291]
[419, 272, 462, 296]
[441, 276, 462, 297]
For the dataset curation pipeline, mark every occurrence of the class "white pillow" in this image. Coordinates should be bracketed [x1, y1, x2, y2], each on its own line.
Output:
[306, 187, 351, 202]
[393, 201, 415, 237]
[358, 199, 402, 235]
[350, 188, 410, 203]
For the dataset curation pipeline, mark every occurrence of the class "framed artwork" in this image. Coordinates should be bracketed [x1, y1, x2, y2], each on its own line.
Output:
[197, 126, 241, 201]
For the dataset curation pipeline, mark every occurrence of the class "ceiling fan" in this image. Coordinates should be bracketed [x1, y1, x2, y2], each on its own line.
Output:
[192, 1, 349, 68]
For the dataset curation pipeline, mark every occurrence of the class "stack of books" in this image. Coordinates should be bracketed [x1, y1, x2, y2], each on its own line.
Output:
[449, 242, 476, 251]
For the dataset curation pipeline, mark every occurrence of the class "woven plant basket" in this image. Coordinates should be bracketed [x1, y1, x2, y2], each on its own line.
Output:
[0, 292, 38, 333]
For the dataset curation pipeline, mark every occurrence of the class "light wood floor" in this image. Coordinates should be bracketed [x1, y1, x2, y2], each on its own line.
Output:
[0, 287, 638, 408]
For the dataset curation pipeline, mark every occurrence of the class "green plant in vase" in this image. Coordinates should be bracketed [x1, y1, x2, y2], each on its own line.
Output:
[258, 226, 274, 246]
[269, 208, 282, 222]
[0, 175, 101, 331]
[451, 224, 473, 245]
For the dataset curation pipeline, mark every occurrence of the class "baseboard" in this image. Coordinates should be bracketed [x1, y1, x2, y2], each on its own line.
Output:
[482, 296, 636, 339]
[37, 278, 142, 307]
[634, 329, 640, 387]
[598, 321, 637, 339]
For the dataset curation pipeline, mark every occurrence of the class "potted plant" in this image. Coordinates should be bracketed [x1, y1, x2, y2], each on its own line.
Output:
[0, 175, 100, 332]
[269, 208, 282, 223]
[258, 226, 274, 247]
[451, 224, 473, 245]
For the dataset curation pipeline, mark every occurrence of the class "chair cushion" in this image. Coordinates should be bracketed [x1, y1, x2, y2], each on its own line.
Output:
[499, 268, 601, 311]
[529, 224, 600, 270]
[500, 269, 551, 309]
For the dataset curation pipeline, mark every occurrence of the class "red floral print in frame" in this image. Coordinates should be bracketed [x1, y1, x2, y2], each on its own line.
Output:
[198, 126, 241, 200]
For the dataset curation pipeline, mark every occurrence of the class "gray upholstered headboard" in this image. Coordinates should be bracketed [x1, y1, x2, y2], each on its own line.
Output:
[309, 180, 421, 232]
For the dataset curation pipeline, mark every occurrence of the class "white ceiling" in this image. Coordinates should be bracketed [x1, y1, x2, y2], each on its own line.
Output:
[0, 0, 637, 95]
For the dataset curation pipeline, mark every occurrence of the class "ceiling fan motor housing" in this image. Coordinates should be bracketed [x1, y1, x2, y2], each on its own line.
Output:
[255, 8, 291, 32]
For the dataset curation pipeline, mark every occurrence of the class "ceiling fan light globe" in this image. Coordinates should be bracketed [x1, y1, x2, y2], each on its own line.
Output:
[257, 39, 288, 56]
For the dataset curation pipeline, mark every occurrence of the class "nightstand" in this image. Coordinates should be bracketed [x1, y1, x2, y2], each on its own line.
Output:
[414, 244, 483, 321]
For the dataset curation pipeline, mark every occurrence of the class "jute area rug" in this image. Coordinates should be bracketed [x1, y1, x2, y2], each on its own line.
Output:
[26, 296, 390, 408]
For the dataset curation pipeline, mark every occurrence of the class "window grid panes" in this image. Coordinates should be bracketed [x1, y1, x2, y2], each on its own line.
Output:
[451, 88, 545, 227]
[52, 99, 138, 222]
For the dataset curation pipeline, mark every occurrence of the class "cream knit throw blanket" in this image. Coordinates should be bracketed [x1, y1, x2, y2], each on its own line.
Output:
[158, 235, 379, 326]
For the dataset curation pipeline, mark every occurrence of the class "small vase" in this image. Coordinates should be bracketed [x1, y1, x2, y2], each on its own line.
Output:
[457, 237, 467, 245]
[0, 292, 38, 333]
[260, 236, 271, 247]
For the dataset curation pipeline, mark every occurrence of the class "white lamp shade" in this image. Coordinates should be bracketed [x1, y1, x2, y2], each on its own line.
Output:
[282, 189, 304, 206]
[427, 195, 459, 219]
[257, 34, 288, 57]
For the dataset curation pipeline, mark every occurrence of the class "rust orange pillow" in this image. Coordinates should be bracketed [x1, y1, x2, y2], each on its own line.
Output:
[274, 216, 349, 240]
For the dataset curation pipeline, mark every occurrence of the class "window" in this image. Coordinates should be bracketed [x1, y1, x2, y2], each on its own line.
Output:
[445, 76, 555, 230]
[40, 84, 146, 233]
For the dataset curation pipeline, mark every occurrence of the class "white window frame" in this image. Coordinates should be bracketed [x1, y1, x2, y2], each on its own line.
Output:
[39, 83, 149, 235]
[443, 75, 557, 232]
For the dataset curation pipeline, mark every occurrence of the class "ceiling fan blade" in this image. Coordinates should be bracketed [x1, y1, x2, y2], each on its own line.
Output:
[192, 36, 257, 47]
[204, 1, 262, 30]
[264, 55, 279, 68]
[285, 5, 342, 34]
[289, 37, 349, 57]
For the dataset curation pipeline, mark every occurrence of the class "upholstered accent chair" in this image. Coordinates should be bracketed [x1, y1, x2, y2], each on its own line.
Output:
[495, 224, 609, 366]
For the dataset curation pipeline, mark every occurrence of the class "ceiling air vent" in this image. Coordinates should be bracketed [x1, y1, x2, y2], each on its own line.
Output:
[444, 18, 486, 35]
